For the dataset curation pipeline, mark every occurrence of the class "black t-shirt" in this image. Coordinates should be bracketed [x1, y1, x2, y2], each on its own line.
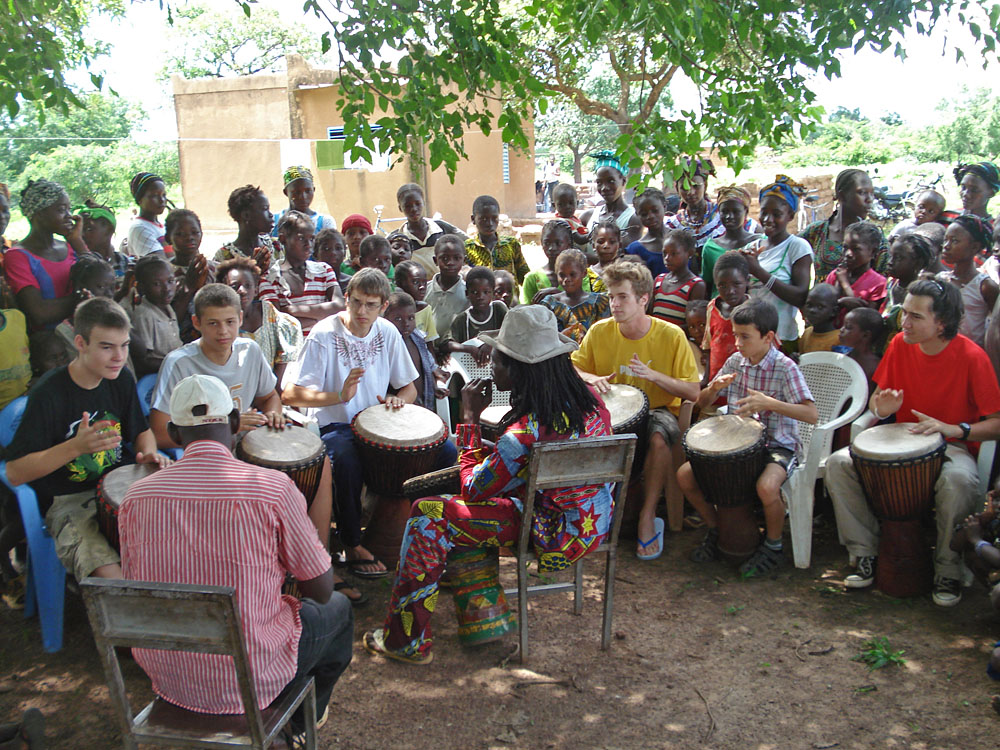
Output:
[6, 365, 148, 498]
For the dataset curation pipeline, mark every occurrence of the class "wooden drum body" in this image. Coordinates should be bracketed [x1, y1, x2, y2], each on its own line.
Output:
[96, 463, 160, 552]
[480, 405, 511, 444]
[850, 424, 945, 597]
[448, 547, 516, 645]
[604, 384, 650, 475]
[683, 415, 766, 562]
[236, 426, 326, 506]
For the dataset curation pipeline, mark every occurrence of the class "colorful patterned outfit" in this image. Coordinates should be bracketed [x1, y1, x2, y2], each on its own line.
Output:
[800, 217, 889, 280]
[651, 273, 703, 327]
[664, 201, 759, 250]
[238, 300, 304, 370]
[381, 405, 613, 658]
[542, 292, 610, 343]
[464, 234, 530, 284]
[257, 259, 342, 335]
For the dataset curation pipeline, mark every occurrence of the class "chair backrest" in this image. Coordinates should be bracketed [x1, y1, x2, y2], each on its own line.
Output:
[449, 351, 511, 408]
[80, 578, 266, 744]
[0, 395, 28, 448]
[797, 351, 868, 455]
[136, 373, 158, 418]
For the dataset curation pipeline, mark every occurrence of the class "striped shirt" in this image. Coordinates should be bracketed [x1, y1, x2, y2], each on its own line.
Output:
[258, 259, 341, 335]
[651, 273, 702, 327]
[118, 440, 331, 714]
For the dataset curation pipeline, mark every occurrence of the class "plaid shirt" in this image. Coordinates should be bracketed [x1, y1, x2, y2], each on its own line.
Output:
[464, 234, 530, 284]
[713, 346, 814, 454]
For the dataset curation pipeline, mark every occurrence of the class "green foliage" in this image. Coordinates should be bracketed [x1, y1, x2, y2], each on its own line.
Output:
[933, 88, 1000, 160]
[852, 637, 906, 671]
[162, 2, 323, 80]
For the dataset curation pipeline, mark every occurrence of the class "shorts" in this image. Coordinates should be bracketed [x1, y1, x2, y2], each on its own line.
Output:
[765, 447, 796, 473]
[45, 490, 120, 581]
[647, 407, 681, 446]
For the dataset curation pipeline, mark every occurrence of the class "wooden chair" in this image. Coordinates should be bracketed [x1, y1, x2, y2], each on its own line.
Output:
[81, 578, 317, 750]
[505, 434, 636, 663]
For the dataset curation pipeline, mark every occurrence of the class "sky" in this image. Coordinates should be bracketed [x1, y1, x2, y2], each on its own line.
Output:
[87, 1, 999, 142]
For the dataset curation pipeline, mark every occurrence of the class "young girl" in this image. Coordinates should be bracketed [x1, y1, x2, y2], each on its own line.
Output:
[650, 229, 706, 328]
[165, 208, 210, 343]
[387, 230, 412, 266]
[938, 214, 998, 347]
[591, 219, 622, 274]
[215, 185, 281, 276]
[314, 227, 351, 287]
[685, 299, 708, 379]
[701, 185, 761, 297]
[77, 200, 130, 281]
[339, 213, 373, 274]
[825, 221, 888, 318]
[394, 260, 438, 342]
[493, 269, 518, 309]
[521, 220, 577, 304]
[838, 307, 884, 397]
[271, 165, 335, 236]
[53, 255, 116, 359]
[541, 249, 610, 343]
[743, 176, 814, 351]
[580, 150, 642, 246]
[395, 182, 464, 276]
[881, 232, 934, 345]
[954, 161, 999, 221]
[624, 188, 670, 277]
[702, 250, 751, 385]
[126, 172, 169, 257]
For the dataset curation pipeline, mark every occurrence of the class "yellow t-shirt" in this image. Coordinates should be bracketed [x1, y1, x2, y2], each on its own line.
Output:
[798, 327, 841, 354]
[0, 309, 31, 411]
[415, 304, 438, 342]
[572, 317, 699, 414]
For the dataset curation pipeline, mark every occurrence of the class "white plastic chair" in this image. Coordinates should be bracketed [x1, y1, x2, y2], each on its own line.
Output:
[784, 352, 869, 569]
[447, 350, 511, 410]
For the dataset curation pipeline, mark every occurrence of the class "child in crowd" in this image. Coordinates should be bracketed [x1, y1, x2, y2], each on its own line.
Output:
[215, 185, 281, 276]
[838, 307, 884, 396]
[424, 234, 470, 339]
[0, 306, 30, 411]
[340, 214, 373, 274]
[825, 221, 888, 317]
[77, 201, 130, 281]
[650, 229, 706, 328]
[955, 160, 999, 220]
[703, 251, 751, 384]
[358, 234, 395, 282]
[798, 284, 842, 354]
[938, 215, 998, 347]
[27, 330, 71, 381]
[911, 222, 947, 273]
[679, 298, 817, 576]
[394, 260, 437, 341]
[396, 183, 465, 276]
[387, 230, 412, 266]
[126, 172, 168, 257]
[686, 299, 708, 379]
[701, 186, 762, 297]
[522, 220, 606, 304]
[464, 195, 529, 284]
[54, 256, 117, 360]
[445, 266, 507, 363]
[888, 189, 946, 241]
[382, 291, 449, 409]
[580, 150, 642, 246]
[130, 255, 182, 376]
[271, 165, 335, 236]
[541, 249, 610, 343]
[258, 210, 344, 336]
[881, 232, 934, 345]
[625, 188, 670, 277]
[981, 221, 1000, 285]
[493, 269, 518, 309]
[314, 227, 351, 287]
[591, 219, 622, 274]
[164, 208, 210, 343]
[552, 183, 589, 249]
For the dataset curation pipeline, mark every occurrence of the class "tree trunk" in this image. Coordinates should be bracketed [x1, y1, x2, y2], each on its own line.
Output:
[569, 145, 583, 183]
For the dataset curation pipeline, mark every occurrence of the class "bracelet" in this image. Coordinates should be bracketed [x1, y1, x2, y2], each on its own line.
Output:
[763, 275, 776, 292]
[871, 405, 885, 420]
[975, 539, 992, 557]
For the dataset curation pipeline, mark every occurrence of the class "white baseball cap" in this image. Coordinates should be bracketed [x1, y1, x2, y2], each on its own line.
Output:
[169, 374, 235, 426]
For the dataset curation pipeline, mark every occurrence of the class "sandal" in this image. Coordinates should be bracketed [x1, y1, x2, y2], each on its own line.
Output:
[738, 543, 785, 578]
[636, 517, 665, 561]
[345, 557, 389, 579]
[363, 629, 433, 665]
[690, 528, 719, 563]
[334, 580, 368, 606]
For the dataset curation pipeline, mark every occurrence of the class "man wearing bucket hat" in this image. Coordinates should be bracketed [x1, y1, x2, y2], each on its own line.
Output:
[119, 374, 352, 745]
[363, 305, 615, 664]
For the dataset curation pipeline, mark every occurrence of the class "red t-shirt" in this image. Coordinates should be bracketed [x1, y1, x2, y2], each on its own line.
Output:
[2, 244, 75, 297]
[704, 298, 737, 380]
[874, 333, 1000, 452]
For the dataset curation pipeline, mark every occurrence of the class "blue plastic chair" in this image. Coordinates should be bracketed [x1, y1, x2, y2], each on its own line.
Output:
[136, 373, 157, 418]
[0, 396, 66, 652]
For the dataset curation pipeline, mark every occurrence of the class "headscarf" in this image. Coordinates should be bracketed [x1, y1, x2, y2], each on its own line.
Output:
[954, 161, 1000, 194]
[340, 214, 373, 234]
[283, 165, 314, 188]
[951, 214, 995, 249]
[75, 204, 117, 231]
[716, 185, 751, 209]
[759, 175, 807, 213]
[589, 149, 625, 177]
[19, 179, 69, 219]
[129, 172, 164, 203]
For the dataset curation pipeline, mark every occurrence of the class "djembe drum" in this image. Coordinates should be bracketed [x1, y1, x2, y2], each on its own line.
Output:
[602, 384, 650, 474]
[480, 405, 511, 444]
[353, 404, 449, 565]
[96, 463, 160, 551]
[682, 415, 766, 562]
[448, 547, 517, 645]
[402, 465, 461, 501]
[850, 424, 945, 597]
[236, 425, 325, 506]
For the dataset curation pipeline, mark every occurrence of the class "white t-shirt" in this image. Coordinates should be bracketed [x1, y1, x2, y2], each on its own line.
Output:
[127, 218, 166, 257]
[151, 338, 277, 415]
[289, 314, 418, 427]
[747, 235, 814, 343]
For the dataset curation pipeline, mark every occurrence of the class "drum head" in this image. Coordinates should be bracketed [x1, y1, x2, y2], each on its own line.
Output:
[239, 425, 324, 465]
[99, 463, 160, 506]
[685, 415, 764, 455]
[352, 403, 447, 448]
[480, 405, 511, 428]
[602, 384, 648, 430]
[851, 423, 945, 460]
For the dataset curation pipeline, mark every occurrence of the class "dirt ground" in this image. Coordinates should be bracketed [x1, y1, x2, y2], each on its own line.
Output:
[2, 510, 999, 749]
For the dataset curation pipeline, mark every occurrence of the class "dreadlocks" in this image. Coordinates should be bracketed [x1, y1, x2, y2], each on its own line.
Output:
[497, 350, 600, 436]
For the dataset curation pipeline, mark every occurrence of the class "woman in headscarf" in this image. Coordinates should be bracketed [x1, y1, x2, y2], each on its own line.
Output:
[581, 150, 643, 247]
[700, 185, 763, 298]
[954, 161, 999, 221]
[126, 172, 169, 257]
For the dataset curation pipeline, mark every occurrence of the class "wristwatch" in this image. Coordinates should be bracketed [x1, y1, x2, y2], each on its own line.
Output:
[958, 422, 971, 441]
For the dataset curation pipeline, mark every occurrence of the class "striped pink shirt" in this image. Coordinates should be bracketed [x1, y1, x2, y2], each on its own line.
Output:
[258, 259, 341, 335]
[118, 440, 331, 714]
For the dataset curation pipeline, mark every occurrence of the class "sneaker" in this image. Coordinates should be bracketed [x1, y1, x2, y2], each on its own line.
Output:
[738, 543, 785, 578]
[845, 556, 876, 589]
[690, 528, 719, 563]
[932, 576, 962, 607]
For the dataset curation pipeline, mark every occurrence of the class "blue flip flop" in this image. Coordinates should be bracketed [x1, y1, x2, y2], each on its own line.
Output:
[636, 517, 665, 561]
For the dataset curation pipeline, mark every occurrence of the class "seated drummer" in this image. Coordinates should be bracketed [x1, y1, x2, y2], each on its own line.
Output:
[4, 298, 169, 583]
[825, 279, 1000, 606]
[571, 260, 701, 560]
[677, 298, 817, 576]
[283, 268, 457, 579]
[119, 374, 352, 746]
[362, 305, 613, 664]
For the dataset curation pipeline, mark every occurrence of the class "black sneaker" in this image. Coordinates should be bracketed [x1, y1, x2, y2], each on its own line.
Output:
[690, 528, 719, 563]
[932, 576, 962, 607]
[738, 543, 785, 578]
[845, 556, 876, 589]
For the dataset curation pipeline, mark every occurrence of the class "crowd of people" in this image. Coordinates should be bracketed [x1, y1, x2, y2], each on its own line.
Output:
[2, 152, 1000, 741]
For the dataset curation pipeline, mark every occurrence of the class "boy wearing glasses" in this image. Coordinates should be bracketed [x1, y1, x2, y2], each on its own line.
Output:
[283, 269, 456, 578]
[825, 279, 1000, 606]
